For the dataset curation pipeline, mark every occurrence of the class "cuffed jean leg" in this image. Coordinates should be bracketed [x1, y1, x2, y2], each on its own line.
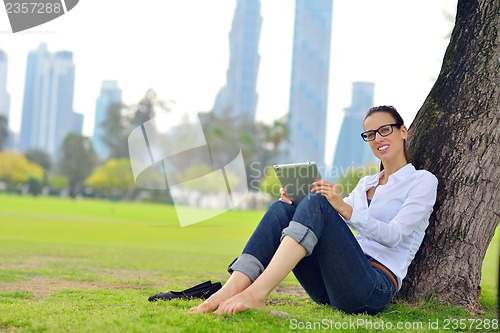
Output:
[228, 200, 295, 281]
[228, 194, 395, 314]
[291, 193, 396, 314]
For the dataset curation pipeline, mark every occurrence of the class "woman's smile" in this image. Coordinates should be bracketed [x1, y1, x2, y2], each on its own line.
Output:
[377, 144, 389, 152]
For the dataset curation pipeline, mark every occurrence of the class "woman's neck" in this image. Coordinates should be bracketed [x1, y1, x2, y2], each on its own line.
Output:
[381, 158, 408, 180]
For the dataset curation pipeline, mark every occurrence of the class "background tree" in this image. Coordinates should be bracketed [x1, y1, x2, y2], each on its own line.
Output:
[100, 102, 129, 159]
[47, 175, 68, 194]
[129, 88, 173, 129]
[398, 0, 499, 313]
[101, 89, 173, 160]
[25, 149, 51, 186]
[0, 115, 8, 150]
[58, 133, 96, 197]
[251, 118, 289, 174]
[249, 118, 289, 196]
[263, 117, 288, 159]
[0, 151, 44, 186]
[85, 158, 135, 198]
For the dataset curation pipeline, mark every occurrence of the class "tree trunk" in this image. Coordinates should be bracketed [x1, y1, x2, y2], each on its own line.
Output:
[398, 0, 499, 313]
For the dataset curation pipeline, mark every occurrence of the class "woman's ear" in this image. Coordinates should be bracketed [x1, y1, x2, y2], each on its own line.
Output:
[401, 125, 408, 140]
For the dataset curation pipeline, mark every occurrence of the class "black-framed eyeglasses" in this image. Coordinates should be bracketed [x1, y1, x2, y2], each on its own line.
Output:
[360, 123, 399, 142]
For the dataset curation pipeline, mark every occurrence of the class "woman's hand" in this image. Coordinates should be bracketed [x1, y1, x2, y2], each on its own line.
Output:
[278, 187, 294, 205]
[311, 179, 342, 203]
[311, 180, 353, 220]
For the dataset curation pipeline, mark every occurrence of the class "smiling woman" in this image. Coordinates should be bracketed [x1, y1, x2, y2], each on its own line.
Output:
[361, 105, 410, 173]
[187, 105, 438, 315]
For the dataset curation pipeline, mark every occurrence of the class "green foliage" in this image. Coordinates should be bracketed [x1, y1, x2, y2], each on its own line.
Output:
[25, 148, 51, 171]
[48, 175, 69, 190]
[25, 148, 52, 186]
[0, 194, 497, 332]
[85, 158, 135, 191]
[0, 151, 44, 184]
[100, 102, 130, 159]
[58, 133, 96, 197]
[263, 118, 288, 154]
[259, 167, 281, 200]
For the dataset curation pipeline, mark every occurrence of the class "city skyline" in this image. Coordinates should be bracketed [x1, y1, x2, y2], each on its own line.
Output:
[0, 0, 457, 165]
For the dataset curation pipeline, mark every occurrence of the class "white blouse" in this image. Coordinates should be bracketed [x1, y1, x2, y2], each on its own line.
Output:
[343, 163, 438, 290]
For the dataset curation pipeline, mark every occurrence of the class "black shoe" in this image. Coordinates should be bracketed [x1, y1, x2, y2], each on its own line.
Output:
[148, 280, 222, 302]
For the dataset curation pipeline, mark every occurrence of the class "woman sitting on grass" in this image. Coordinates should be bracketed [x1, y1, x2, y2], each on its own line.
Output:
[190, 105, 438, 315]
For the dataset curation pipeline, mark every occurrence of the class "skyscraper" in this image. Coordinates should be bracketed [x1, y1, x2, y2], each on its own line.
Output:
[92, 80, 122, 159]
[212, 0, 262, 122]
[331, 82, 378, 180]
[286, 0, 333, 165]
[0, 50, 10, 121]
[19, 43, 83, 158]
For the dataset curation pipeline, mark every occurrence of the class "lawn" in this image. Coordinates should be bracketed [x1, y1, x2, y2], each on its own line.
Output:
[0, 194, 498, 332]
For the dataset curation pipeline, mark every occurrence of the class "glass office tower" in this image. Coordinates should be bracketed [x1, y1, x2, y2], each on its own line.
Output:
[212, 0, 262, 122]
[287, 0, 333, 165]
[19, 43, 82, 158]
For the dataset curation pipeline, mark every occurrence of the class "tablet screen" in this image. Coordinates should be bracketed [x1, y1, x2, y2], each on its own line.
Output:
[273, 162, 322, 204]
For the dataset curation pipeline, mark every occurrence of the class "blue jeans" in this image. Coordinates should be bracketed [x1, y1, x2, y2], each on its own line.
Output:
[228, 193, 397, 315]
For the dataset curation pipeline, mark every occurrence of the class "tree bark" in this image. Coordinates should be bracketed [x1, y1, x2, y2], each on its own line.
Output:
[398, 0, 500, 313]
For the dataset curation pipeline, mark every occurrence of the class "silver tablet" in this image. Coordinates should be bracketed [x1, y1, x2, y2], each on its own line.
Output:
[273, 162, 322, 204]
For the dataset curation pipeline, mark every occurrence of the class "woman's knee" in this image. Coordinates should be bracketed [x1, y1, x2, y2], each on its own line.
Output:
[263, 200, 295, 227]
[269, 199, 295, 215]
[297, 193, 329, 210]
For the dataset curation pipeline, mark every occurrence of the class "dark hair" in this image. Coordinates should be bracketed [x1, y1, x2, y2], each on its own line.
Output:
[363, 105, 410, 171]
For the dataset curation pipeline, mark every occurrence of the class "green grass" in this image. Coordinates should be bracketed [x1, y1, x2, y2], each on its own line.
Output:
[0, 193, 498, 333]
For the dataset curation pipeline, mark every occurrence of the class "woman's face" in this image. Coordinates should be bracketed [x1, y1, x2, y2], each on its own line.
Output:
[363, 112, 407, 164]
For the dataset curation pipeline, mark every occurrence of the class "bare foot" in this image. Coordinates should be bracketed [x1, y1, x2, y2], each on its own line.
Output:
[188, 286, 236, 313]
[213, 289, 266, 315]
[189, 272, 252, 313]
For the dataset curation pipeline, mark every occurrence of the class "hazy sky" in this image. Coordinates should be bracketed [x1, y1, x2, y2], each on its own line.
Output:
[0, 0, 457, 164]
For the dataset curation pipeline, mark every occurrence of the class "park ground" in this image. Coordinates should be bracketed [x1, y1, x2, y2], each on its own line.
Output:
[0, 194, 498, 332]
